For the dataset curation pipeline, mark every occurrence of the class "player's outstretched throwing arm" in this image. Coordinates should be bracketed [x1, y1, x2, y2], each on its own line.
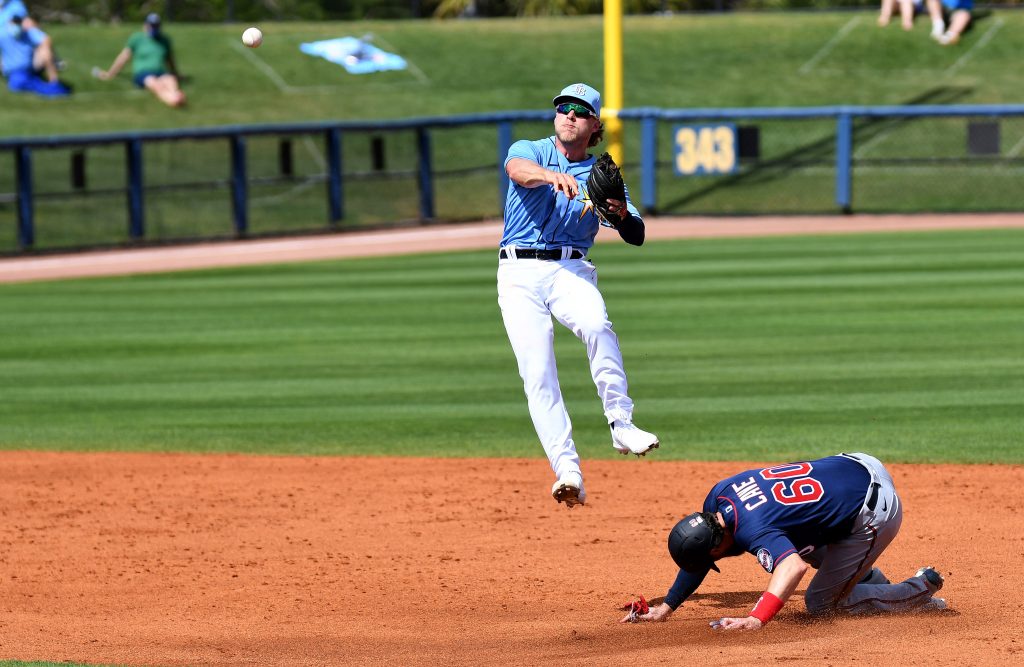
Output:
[506, 157, 580, 199]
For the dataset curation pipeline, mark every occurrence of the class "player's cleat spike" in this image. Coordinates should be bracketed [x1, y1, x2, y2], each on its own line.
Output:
[920, 597, 947, 611]
[551, 473, 586, 508]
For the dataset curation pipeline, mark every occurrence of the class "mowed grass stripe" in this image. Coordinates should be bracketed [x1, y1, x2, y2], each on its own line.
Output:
[0, 229, 1021, 462]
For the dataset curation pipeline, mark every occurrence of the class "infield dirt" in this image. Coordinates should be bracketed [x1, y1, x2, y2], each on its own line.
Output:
[1, 452, 1021, 666]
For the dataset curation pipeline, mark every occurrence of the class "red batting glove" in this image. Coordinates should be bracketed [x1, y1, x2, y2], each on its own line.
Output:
[621, 594, 649, 622]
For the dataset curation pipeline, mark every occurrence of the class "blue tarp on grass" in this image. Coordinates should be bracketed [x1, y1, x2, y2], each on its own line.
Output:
[299, 37, 407, 75]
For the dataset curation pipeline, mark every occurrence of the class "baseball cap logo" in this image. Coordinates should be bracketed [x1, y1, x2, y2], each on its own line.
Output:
[553, 83, 601, 118]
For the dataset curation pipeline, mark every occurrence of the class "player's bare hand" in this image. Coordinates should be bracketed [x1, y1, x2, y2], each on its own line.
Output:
[620, 601, 673, 624]
[604, 197, 628, 219]
[546, 171, 579, 199]
[710, 616, 763, 631]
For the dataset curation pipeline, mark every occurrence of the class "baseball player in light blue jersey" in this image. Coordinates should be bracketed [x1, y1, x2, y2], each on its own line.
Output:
[498, 83, 658, 510]
[623, 453, 947, 629]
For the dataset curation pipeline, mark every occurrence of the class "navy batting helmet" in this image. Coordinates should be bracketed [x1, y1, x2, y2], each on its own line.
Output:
[667, 512, 723, 573]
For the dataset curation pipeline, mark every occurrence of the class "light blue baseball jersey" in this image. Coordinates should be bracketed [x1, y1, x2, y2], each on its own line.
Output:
[500, 137, 641, 250]
[0, 24, 44, 76]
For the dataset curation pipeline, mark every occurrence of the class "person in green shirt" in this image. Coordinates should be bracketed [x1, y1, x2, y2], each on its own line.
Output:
[96, 13, 185, 107]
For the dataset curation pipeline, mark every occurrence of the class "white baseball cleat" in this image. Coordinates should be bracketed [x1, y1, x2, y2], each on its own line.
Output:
[551, 472, 586, 508]
[610, 420, 660, 457]
[919, 597, 947, 612]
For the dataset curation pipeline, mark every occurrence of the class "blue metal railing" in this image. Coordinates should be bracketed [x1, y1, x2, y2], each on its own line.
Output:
[4, 104, 1024, 251]
[0, 112, 554, 250]
[615, 104, 1024, 214]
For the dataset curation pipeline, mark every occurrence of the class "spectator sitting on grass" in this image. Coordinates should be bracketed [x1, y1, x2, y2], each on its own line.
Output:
[878, 0, 922, 31]
[0, 14, 70, 97]
[95, 13, 186, 108]
[926, 0, 972, 45]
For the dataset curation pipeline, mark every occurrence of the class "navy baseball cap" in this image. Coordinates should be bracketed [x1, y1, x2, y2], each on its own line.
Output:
[553, 83, 601, 118]
[145, 13, 161, 26]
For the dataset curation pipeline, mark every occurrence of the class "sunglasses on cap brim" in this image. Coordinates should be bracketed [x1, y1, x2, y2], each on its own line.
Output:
[555, 102, 595, 118]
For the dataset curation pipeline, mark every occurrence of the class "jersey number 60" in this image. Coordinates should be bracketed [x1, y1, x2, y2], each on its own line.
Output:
[760, 462, 824, 506]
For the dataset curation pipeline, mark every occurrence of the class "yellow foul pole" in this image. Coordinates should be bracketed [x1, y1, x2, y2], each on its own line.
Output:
[603, 0, 624, 164]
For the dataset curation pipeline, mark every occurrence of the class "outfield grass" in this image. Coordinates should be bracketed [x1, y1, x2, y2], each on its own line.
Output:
[2, 12, 1022, 136]
[1, 228, 1021, 465]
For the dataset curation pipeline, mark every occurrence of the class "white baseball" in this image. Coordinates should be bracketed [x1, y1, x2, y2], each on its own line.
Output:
[242, 27, 263, 48]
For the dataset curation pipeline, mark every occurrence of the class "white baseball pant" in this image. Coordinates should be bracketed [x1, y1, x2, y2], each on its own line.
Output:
[497, 255, 634, 482]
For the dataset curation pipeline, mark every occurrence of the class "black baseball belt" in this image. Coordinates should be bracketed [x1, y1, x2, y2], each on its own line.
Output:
[499, 247, 586, 260]
[865, 482, 881, 511]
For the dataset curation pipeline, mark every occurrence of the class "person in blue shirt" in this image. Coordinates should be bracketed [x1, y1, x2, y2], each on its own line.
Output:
[498, 83, 658, 510]
[0, 13, 69, 97]
[623, 453, 947, 629]
[0, 0, 28, 25]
